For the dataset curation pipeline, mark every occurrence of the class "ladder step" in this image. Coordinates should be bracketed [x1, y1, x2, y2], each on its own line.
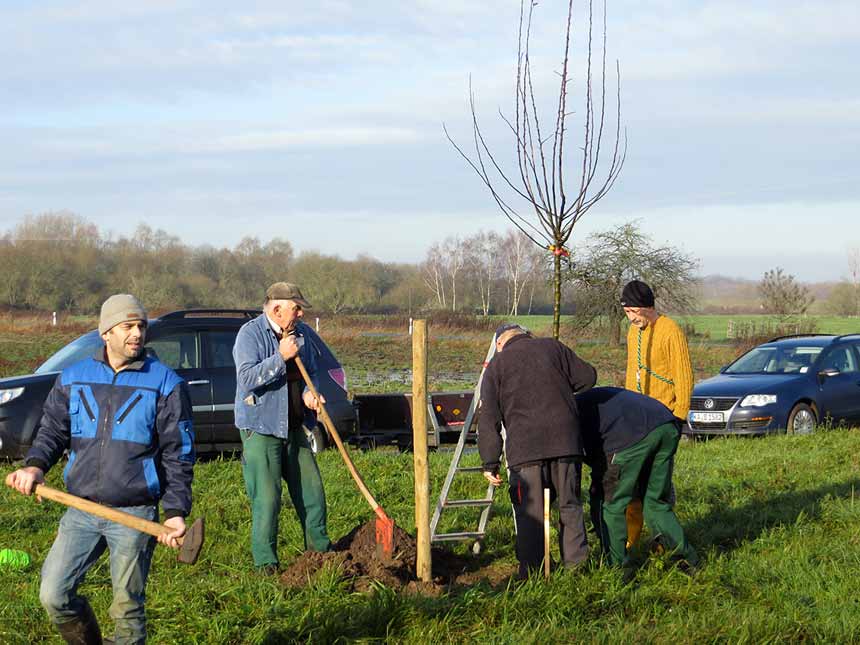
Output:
[455, 466, 484, 473]
[432, 531, 485, 541]
[444, 499, 493, 508]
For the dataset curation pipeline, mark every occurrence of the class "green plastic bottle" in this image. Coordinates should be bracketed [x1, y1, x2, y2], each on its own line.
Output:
[0, 548, 31, 570]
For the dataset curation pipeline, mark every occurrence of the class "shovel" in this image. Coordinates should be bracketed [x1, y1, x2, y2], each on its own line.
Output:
[27, 484, 205, 564]
[293, 354, 396, 557]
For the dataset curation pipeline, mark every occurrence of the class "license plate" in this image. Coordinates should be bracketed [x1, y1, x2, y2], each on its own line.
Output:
[691, 411, 724, 423]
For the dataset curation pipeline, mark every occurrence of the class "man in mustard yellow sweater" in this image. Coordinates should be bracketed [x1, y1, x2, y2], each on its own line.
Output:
[621, 280, 693, 421]
[620, 279, 694, 548]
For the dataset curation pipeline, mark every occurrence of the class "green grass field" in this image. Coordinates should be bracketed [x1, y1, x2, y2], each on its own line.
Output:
[2, 429, 860, 643]
[675, 314, 859, 341]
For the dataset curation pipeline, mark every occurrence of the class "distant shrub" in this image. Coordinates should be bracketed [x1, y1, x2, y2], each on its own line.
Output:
[728, 318, 819, 356]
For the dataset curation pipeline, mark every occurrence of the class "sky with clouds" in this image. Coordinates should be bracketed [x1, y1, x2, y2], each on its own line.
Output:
[1, 1, 857, 281]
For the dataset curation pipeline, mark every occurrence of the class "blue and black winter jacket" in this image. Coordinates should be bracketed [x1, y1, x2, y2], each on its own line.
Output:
[26, 350, 195, 518]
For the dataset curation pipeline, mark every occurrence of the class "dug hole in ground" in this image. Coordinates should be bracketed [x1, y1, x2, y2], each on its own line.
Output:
[279, 520, 515, 594]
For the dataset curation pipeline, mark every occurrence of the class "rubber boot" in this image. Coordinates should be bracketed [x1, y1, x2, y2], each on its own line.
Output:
[625, 498, 644, 549]
[55, 599, 102, 645]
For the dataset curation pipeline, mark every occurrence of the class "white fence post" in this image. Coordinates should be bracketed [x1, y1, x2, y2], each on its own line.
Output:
[52, 311, 57, 326]
[315, 317, 319, 332]
[409, 317, 413, 335]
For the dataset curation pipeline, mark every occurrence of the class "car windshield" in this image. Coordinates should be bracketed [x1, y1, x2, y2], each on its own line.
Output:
[36, 331, 102, 373]
[725, 345, 824, 375]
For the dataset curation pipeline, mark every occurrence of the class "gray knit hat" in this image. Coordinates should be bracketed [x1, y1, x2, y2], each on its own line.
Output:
[99, 294, 147, 334]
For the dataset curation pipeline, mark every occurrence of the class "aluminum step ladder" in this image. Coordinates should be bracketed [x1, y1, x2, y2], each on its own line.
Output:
[430, 336, 502, 554]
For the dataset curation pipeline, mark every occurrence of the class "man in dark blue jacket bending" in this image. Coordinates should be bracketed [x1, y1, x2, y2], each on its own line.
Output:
[576, 387, 698, 570]
[6, 294, 194, 645]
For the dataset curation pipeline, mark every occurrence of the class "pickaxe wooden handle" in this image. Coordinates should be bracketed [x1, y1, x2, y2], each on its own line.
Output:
[33, 484, 204, 564]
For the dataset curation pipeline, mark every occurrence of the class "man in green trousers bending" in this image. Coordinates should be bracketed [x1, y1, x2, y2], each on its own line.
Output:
[577, 386, 698, 571]
[232, 282, 331, 574]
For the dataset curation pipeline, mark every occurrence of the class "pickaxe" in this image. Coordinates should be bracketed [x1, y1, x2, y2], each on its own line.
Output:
[29, 484, 204, 564]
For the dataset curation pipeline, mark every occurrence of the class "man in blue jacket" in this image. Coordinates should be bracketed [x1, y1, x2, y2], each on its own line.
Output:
[577, 386, 698, 571]
[6, 293, 194, 645]
[233, 282, 330, 574]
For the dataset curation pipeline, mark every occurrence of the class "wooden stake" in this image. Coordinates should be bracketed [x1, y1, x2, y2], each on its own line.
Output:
[412, 319, 431, 582]
[544, 487, 551, 580]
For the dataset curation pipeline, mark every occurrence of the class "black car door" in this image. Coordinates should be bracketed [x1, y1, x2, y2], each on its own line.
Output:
[200, 328, 241, 446]
[146, 329, 213, 444]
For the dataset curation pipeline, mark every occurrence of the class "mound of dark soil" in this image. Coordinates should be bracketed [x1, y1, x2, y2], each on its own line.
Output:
[279, 521, 514, 593]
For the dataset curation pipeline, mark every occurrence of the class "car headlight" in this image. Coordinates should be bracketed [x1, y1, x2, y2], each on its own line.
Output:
[0, 387, 24, 406]
[740, 394, 777, 407]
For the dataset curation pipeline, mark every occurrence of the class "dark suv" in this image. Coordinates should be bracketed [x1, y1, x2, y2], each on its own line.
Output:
[0, 310, 354, 459]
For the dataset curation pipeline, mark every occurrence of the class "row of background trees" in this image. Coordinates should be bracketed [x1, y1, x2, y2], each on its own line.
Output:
[1, 212, 856, 323]
[0, 212, 556, 316]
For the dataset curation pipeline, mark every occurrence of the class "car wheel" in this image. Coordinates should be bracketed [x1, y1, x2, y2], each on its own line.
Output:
[787, 403, 816, 435]
[307, 425, 328, 454]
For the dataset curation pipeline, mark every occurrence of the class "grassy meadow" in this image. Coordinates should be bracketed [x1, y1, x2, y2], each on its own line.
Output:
[3, 428, 860, 642]
[3, 312, 860, 642]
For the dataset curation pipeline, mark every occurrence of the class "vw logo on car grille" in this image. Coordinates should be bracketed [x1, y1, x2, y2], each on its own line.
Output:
[704, 398, 715, 409]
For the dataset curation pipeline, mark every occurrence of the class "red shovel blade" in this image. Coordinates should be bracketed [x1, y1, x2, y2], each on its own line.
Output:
[375, 508, 395, 557]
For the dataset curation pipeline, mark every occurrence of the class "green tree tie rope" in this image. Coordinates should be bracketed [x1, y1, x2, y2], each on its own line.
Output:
[636, 327, 675, 392]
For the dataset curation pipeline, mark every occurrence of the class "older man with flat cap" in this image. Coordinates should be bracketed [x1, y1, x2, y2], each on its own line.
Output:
[479, 323, 597, 578]
[232, 282, 330, 574]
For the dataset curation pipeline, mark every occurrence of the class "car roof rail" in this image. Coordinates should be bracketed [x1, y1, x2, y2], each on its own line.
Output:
[834, 333, 860, 342]
[765, 333, 835, 343]
[157, 309, 259, 320]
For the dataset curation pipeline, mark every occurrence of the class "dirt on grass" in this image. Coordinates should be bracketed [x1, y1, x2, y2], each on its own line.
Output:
[279, 521, 515, 594]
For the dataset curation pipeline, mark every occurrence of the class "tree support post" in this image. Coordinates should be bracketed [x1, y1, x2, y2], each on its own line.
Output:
[412, 319, 431, 582]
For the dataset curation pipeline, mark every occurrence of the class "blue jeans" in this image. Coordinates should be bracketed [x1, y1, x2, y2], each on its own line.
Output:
[40, 505, 157, 645]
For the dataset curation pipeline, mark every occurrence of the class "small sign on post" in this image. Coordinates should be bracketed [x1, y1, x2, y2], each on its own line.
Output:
[409, 317, 413, 336]
[412, 319, 431, 582]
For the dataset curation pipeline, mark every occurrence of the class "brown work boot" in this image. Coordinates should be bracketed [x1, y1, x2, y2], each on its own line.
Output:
[55, 599, 102, 645]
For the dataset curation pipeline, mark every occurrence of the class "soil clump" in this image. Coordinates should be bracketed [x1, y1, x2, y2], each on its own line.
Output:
[279, 521, 514, 593]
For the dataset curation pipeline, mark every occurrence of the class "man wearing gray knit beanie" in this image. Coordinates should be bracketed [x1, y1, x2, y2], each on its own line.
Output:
[7, 293, 195, 643]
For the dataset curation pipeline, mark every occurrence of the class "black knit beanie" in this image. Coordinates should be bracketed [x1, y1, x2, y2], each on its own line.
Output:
[620, 280, 655, 308]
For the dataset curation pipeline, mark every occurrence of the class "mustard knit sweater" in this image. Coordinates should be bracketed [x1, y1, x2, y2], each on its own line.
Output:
[624, 315, 694, 419]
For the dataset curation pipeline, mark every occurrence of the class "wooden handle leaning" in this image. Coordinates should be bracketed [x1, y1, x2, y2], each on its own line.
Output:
[293, 355, 382, 514]
[34, 484, 178, 540]
[544, 487, 551, 579]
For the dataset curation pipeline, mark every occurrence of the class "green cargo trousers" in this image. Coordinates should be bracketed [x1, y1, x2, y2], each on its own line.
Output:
[240, 428, 331, 568]
[591, 422, 698, 567]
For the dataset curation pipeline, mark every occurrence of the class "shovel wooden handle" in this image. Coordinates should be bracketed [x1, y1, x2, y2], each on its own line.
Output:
[34, 484, 182, 542]
[293, 355, 383, 515]
[544, 488, 551, 579]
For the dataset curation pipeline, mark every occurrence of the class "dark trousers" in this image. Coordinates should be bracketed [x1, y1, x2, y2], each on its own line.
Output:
[589, 422, 697, 566]
[508, 457, 588, 578]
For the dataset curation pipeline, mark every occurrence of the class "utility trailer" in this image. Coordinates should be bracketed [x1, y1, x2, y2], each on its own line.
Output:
[347, 391, 475, 450]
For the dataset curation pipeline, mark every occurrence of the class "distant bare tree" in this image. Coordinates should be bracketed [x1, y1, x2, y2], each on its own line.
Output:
[446, 0, 626, 338]
[463, 231, 502, 316]
[421, 237, 466, 311]
[758, 267, 814, 318]
[422, 242, 448, 309]
[847, 246, 860, 316]
[501, 229, 544, 316]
